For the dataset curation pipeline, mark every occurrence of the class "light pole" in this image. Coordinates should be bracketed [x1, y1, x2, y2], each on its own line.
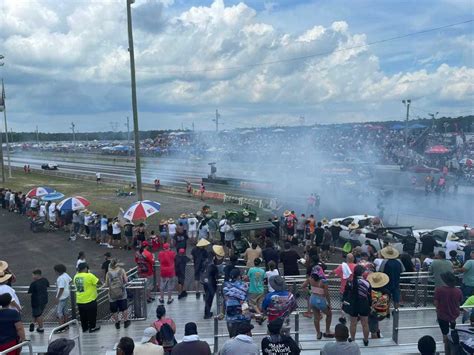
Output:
[127, 0, 143, 201]
[0, 55, 4, 181]
[1, 79, 12, 178]
[402, 99, 411, 158]
[125, 116, 131, 157]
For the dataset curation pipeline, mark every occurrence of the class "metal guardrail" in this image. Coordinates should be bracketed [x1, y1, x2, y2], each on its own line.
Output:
[0, 341, 33, 355]
[48, 319, 82, 355]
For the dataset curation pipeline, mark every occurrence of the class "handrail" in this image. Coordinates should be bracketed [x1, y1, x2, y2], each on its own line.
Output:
[0, 340, 32, 355]
[48, 319, 82, 355]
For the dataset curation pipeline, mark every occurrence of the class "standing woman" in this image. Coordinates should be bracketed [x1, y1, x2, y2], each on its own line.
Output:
[301, 265, 334, 339]
[0, 293, 25, 354]
[345, 265, 371, 346]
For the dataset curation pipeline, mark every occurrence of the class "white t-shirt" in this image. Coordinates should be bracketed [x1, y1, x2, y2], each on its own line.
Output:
[374, 258, 384, 271]
[101, 218, 108, 231]
[219, 219, 228, 232]
[445, 240, 459, 259]
[133, 343, 164, 355]
[30, 198, 38, 208]
[39, 205, 46, 217]
[266, 269, 280, 292]
[56, 273, 72, 300]
[112, 222, 121, 235]
[96, 172, 101, 179]
[188, 218, 198, 232]
[84, 215, 91, 226]
[0, 284, 21, 309]
[168, 223, 177, 235]
[49, 204, 56, 216]
[76, 258, 86, 268]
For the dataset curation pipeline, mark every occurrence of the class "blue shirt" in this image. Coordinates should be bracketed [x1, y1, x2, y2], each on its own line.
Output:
[247, 267, 265, 294]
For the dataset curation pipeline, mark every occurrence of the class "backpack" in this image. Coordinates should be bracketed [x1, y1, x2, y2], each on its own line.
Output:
[108, 270, 125, 301]
[370, 289, 389, 319]
[136, 253, 149, 275]
[157, 322, 177, 351]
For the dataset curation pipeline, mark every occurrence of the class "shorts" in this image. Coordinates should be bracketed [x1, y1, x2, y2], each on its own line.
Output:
[321, 244, 330, 251]
[110, 299, 128, 313]
[388, 288, 401, 304]
[348, 299, 370, 318]
[249, 293, 264, 310]
[438, 319, 456, 335]
[315, 238, 322, 247]
[56, 299, 69, 317]
[194, 269, 202, 281]
[160, 277, 176, 292]
[113, 233, 121, 240]
[225, 240, 233, 249]
[145, 276, 154, 291]
[32, 304, 46, 318]
[310, 294, 328, 311]
[177, 274, 185, 285]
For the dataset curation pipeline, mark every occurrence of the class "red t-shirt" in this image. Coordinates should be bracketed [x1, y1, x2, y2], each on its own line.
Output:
[158, 250, 176, 278]
[434, 286, 462, 322]
[333, 263, 356, 293]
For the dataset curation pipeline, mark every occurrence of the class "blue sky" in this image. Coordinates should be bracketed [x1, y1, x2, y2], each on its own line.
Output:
[0, 0, 472, 132]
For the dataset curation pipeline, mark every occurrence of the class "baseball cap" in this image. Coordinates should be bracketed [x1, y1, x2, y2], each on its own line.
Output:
[142, 241, 150, 247]
[140, 327, 157, 343]
[178, 248, 185, 254]
[163, 243, 170, 249]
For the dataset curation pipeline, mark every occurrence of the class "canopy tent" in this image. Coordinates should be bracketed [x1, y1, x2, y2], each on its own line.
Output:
[409, 123, 427, 129]
[425, 145, 450, 154]
[390, 124, 405, 130]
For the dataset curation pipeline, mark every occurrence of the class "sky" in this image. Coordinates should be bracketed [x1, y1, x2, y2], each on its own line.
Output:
[0, 0, 473, 133]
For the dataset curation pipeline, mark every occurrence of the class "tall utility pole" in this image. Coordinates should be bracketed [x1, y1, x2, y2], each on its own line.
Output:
[212, 109, 220, 132]
[36, 125, 40, 147]
[125, 116, 131, 157]
[71, 122, 76, 146]
[127, 0, 143, 201]
[0, 126, 5, 183]
[2, 80, 12, 178]
[402, 99, 411, 158]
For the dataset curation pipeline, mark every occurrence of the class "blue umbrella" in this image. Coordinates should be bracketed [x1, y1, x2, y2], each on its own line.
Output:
[390, 124, 404, 130]
[410, 123, 426, 129]
[41, 192, 65, 201]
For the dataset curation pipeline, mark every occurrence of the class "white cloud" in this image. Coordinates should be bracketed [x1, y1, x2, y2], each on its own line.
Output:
[0, 0, 472, 132]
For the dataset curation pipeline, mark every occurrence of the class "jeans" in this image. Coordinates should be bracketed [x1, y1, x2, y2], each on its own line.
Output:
[203, 283, 216, 317]
[78, 300, 98, 332]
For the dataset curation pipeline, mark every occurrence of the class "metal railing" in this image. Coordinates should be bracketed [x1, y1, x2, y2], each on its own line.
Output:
[48, 319, 82, 355]
[0, 340, 33, 355]
[392, 306, 473, 345]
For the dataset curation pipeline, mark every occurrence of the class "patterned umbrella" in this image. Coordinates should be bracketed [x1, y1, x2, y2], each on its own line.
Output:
[123, 200, 161, 221]
[57, 196, 91, 211]
[26, 187, 55, 198]
[41, 192, 65, 201]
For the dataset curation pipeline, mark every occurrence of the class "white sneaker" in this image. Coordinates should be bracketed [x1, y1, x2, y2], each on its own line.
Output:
[107, 245, 114, 249]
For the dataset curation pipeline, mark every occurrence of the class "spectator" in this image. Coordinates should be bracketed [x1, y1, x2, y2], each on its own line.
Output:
[321, 323, 361, 355]
[152, 305, 177, 353]
[457, 250, 474, 301]
[302, 265, 334, 339]
[191, 239, 210, 299]
[219, 323, 258, 355]
[434, 272, 463, 353]
[345, 265, 371, 346]
[296, 214, 306, 243]
[73, 263, 100, 333]
[366, 272, 391, 339]
[420, 233, 437, 261]
[243, 242, 262, 268]
[53, 264, 72, 330]
[379, 246, 405, 309]
[223, 221, 235, 257]
[135, 242, 155, 303]
[134, 327, 164, 355]
[261, 318, 300, 355]
[111, 218, 122, 248]
[187, 213, 199, 243]
[224, 268, 251, 337]
[329, 253, 356, 300]
[123, 221, 134, 251]
[28, 269, 50, 333]
[0, 293, 25, 354]
[76, 251, 86, 270]
[321, 226, 332, 262]
[0, 271, 21, 311]
[429, 251, 454, 288]
[202, 245, 225, 319]
[265, 261, 280, 292]
[171, 322, 211, 355]
[158, 243, 176, 305]
[247, 258, 266, 323]
[101, 252, 112, 281]
[175, 249, 189, 300]
[445, 234, 460, 260]
[279, 243, 301, 276]
[223, 255, 239, 282]
[314, 221, 325, 251]
[46, 338, 75, 355]
[105, 259, 130, 329]
[417, 335, 436, 355]
[262, 276, 297, 336]
[262, 241, 279, 270]
[116, 337, 135, 355]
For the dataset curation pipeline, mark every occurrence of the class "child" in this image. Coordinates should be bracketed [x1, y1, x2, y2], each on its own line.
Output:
[28, 269, 50, 333]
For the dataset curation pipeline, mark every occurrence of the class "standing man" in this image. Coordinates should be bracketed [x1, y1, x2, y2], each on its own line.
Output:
[429, 251, 454, 288]
[135, 242, 155, 303]
[192, 239, 210, 299]
[202, 245, 225, 319]
[279, 243, 301, 276]
[457, 251, 474, 301]
[73, 263, 100, 333]
[420, 232, 437, 262]
[314, 222, 325, 251]
[154, 178, 161, 191]
[101, 252, 112, 281]
[379, 246, 405, 309]
[223, 269, 251, 337]
[158, 243, 177, 305]
[200, 183, 206, 201]
[247, 258, 266, 323]
[187, 213, 199, 244]
[53, 264, 72, 330]
[175, 249, 190, 300]
[96, 172, 101, 184]
[28, 269, 50, 333]
[296, 214, 306, 245]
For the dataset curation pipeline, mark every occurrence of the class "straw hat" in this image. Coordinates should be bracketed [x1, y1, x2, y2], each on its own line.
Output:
[283, 210, 291, 217]
[196, 239, 210, 247]
[332, 221, 341, 227]
[321, 218, 329, 225]
[447, 233, 459, 241]
[380, 246, 399, 259]
[367, 272, 390, 288]
[180, 213, 187, 219]
[242, 211, 250, 217]
[0, 271, 12, 284]
[168, 219, 175, 224]
[212, 245, 225, 258]
[160, 219, 168, 225]
[348, 222, 360, 230]
[0, 261, 8, 272]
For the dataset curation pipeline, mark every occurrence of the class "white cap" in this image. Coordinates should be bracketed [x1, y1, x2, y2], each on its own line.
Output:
[141, 327, 157, 343]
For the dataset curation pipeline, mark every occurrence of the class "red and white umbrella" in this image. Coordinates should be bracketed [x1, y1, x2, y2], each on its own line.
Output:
[123, 200, 161, 221]
[57, 196, 91, 212]
[26, 186, 55, 198]
[425, 145, 450, 154]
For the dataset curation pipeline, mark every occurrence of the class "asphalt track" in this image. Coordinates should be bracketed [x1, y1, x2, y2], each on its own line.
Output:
[7, 152, 474, 227]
